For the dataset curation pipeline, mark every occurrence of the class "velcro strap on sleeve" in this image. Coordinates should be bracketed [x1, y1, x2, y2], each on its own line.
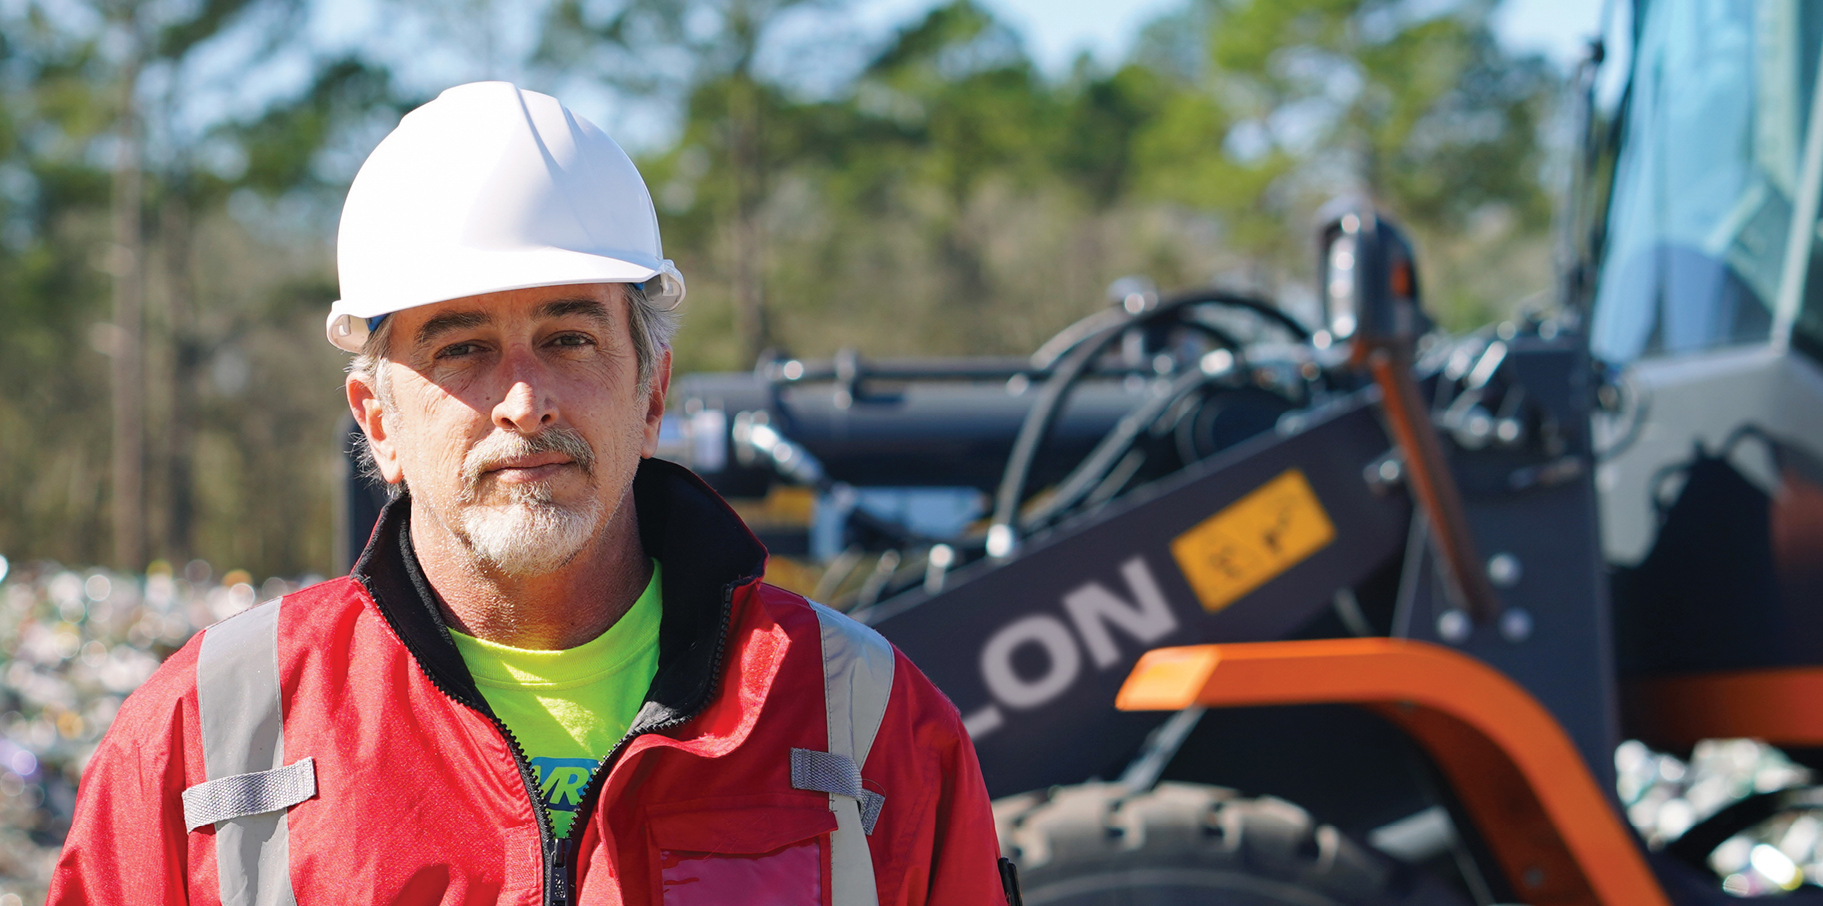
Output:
[857, 790, 885, 835]
[791, 748, 861, 798]
[182, 757, 317, 832]
[791, 749, 886, 835]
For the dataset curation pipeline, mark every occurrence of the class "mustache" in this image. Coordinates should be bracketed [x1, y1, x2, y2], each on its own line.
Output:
[461, 427, 597, 489]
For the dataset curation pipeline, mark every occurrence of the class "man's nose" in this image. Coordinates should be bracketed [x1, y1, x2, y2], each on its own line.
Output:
[492, 351, 557, 432]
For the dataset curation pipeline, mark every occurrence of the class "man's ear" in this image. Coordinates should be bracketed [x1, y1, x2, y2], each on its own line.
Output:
[347, 370, 406, 486]
[640, 347, 673, 459]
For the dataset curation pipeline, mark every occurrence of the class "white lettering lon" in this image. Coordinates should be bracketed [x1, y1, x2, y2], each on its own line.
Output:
[1061, 556, 1177, 668]
[980, 615, 1082, 709]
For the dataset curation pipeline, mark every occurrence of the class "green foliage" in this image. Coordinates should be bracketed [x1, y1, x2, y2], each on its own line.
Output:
[1137, 0, 1557, 323]
[628, 0, 1558, 367]
[0, 0, 409, 576]
[0, 0, 1564, 575]
[234, 57, 408, 196]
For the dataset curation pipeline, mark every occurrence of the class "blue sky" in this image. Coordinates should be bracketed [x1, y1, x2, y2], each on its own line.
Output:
[187, 0, 1616, 159]
[656, 0, 1609, 149]
[868, 0, 1607, 75]
[738, 0, 1612, 151]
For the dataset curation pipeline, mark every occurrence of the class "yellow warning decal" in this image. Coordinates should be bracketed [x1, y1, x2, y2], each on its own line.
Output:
[1170, 469, 1335, 613]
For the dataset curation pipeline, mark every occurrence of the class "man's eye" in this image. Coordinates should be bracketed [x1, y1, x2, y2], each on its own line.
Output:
[550, 333, 594, 348]
[437, 342, 481, 359]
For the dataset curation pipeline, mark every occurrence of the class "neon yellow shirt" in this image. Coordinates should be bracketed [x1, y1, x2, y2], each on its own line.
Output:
[450, 562, 662, 838]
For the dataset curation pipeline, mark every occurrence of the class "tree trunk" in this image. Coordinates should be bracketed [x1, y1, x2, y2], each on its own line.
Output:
[729, 73, 771, 365]
[160, 192, 198, 562]
[110, 53, 146, 571]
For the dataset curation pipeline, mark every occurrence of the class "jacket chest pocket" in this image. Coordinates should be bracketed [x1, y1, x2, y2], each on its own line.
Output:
[647, 802, 837, 906]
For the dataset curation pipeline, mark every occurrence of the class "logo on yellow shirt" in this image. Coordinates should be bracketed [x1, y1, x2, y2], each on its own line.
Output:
[530, 757, 598, 812]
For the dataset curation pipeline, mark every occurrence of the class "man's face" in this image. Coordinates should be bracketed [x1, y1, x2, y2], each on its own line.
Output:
[348, 282, 669, 576]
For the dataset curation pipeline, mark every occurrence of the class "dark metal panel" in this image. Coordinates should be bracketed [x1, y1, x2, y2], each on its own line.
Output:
[867, 392, 1409, 797]
[1399, 339, 1620, 793]
[342, 417, 391, 572]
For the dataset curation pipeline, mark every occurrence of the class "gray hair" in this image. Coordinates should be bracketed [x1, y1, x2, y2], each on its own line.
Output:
[346, 282, 679, 495]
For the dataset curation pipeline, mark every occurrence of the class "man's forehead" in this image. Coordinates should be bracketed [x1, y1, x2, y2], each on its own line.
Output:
[404, 284, 624, 347]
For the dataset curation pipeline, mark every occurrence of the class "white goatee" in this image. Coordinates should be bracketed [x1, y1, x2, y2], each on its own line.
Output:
[455, 427, 604, 577]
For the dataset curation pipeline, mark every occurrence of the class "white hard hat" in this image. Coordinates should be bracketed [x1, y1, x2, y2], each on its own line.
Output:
[325, 81, 684, 352]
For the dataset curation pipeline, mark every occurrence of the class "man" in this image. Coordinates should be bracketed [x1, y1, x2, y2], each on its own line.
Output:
[50, 82, 1009, 905]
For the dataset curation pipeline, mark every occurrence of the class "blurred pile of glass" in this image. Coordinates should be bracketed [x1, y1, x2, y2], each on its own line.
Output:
[0, 554, 323, 901]
[1619, 738, 1820, 895]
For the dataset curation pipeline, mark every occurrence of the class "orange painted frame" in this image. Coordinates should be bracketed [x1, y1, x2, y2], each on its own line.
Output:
[1116, 638, 1668, 906]
[1623, 667, 1823, 750]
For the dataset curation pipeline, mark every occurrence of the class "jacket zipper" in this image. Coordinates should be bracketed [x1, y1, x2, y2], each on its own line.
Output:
[393, 578, 746, 906]
[361, 584, 576, 906]
[494, 717, 570, 905]
[559, 581, 744, 878]
[548, 836, 573, 905]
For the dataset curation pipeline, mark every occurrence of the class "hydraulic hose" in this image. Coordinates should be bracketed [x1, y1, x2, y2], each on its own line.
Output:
[1019, 365, 1231, 533]
[988, 290, 1298, 556]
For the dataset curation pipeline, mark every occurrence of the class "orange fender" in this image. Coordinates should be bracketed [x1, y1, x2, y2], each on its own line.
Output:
[1117, 639, 1668, 906]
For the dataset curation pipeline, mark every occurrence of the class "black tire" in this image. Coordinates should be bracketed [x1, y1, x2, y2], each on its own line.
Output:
[994, 782, 1468, 906]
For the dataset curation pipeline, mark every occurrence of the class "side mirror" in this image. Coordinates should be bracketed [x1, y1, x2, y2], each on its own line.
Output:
[1317, 198, 1500, 626]
[1316, 200, 1430, 356]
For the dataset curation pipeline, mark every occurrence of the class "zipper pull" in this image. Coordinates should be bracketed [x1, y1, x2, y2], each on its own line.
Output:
[548, 836, 573, 906]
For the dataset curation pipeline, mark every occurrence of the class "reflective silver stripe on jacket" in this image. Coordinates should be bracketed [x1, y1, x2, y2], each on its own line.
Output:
[800, 601, 896, 906]
[189, 598, 308, 906]
[186, 595, 893, 904]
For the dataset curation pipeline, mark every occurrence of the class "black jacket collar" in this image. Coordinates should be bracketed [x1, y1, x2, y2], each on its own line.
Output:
[352, 458, 769, 728]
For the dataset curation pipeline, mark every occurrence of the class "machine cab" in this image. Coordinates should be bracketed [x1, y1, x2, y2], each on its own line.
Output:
[1589, 0, 1823, 679]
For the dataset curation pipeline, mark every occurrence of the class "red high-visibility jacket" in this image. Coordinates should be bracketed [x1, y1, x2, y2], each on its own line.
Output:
[49, 460, 1005, 905]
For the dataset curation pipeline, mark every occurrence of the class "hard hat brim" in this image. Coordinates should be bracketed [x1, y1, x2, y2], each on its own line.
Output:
[325, 250, 684, 353]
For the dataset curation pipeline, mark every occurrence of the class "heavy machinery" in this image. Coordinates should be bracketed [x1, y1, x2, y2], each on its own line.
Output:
[333, 1, 1823, 902]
